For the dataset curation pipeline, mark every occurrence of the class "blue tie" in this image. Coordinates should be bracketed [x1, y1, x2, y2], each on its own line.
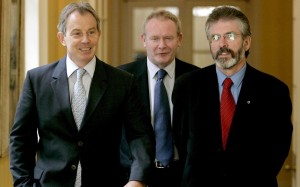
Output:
[154, 69, 173, 167]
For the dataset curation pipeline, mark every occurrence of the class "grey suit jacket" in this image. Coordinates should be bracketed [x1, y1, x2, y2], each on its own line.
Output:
[9, 56, 155, 187]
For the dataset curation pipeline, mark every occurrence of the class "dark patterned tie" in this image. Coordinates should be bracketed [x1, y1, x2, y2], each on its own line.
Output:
[221, 78, 235, 150]
[72, 68, 86, 187]
[154, 69, 173, 167]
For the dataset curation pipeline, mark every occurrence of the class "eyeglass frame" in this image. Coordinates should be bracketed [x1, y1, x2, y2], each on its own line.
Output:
[208, 32, 242, 44]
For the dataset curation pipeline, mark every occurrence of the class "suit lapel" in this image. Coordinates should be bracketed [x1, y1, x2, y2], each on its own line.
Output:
[198, 65, 224, 148]
[51, 57, 109, 131]
[82, 59, 108, 126]
[236, 64, 256, 105]
[134, 59, 151, 113]
[226, 64, 256, 149]
[174, 59, 186, 79]
[51, 57, 76, 130]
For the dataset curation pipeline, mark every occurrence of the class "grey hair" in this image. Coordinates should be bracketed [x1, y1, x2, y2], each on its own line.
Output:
[57, 2, 101, 35]
[142, 9, 182, 36]
[205, 5, 251, 57]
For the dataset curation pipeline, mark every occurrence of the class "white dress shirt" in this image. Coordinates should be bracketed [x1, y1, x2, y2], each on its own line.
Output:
[146, 58, 179, 160]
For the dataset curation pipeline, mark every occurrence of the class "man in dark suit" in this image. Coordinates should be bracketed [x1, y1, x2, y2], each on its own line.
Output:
[172, 6, 293, 187]
[9, 2, 154, 187]
[119, 10, 200, 187]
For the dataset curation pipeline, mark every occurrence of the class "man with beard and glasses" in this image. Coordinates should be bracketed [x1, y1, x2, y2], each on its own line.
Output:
[172, 5, 293, 187]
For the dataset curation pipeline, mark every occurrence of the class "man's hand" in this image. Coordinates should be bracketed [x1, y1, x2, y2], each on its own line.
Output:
[124, 180, 146, 187]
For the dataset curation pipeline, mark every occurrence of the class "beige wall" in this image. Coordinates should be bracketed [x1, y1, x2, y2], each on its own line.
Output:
[249, 0, 293, 88]
[48, 0, 77, 63]
[0, 157, 12, 187]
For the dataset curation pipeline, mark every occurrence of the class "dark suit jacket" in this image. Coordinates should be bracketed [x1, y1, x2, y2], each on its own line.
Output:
[118, 58, 200, 178]
[9, 56, 155, 187]
[172, 64, 293, 187]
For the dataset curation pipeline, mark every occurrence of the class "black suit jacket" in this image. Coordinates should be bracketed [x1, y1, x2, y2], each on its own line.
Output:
[118, 58, 200, 176]
[172, 64, 293, 187]
[9, 56, 155, 187]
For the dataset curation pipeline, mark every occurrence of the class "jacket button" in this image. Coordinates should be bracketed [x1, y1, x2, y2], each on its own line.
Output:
[78, 141, 84, 147]
[71, 165, 77, 170]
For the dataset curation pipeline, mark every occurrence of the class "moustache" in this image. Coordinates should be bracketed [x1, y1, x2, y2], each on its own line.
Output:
[216, 47, 235, 57]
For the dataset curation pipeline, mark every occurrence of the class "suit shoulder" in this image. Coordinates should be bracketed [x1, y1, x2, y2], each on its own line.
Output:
[183, 62, 200, 69]
[247, 65, 289, 89]
[29, 59, 59, 70]
[176, 59, 200, 70]
[118, 60, 144, 70]
[101, 61, 134, 78]
[117, 60, 146, 76]
[177, 64, 215, 84]
[176, 68, 202, 83]
[27, 60, 60, 77]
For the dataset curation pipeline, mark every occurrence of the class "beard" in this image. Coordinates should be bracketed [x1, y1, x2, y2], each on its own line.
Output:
[213, 46, 245, 70]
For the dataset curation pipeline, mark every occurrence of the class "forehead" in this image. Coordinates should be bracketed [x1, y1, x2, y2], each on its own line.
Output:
[208, 19, 241, 34]
[66, 11, 97, 30]
[145, 18, 177, 34]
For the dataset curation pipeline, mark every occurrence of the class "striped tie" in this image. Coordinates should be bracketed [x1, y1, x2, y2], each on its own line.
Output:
[220, 78, 235, 150]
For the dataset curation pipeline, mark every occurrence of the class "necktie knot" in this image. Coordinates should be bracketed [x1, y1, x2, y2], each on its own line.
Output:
[223, 77, 233, 89]
[157, 69, 167, 80]
[76, 68, 86, 80]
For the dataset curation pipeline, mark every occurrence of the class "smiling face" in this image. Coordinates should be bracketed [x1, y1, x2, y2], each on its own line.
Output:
[57, 11, 100, 67]
[208, 19, 251, 74]
[141, 18, 182, 68]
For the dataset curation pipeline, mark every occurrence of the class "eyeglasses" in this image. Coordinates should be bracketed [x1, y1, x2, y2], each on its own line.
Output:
[209, 32, 241, 43]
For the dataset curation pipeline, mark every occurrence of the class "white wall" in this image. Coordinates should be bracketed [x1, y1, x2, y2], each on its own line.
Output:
[25, 0, 48, 73]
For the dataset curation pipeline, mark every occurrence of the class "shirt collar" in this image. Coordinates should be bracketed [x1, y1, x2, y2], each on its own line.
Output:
[216, 63, 247, 88]
[66, 55, 96, 78]
[147, 57, 175, 79]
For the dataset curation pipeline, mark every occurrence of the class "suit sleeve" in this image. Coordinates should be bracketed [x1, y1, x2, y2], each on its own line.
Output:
[9, 72, 39, 187]
[123, 76, 155, 183]
[172, 74, 190, 166]
[269, 81, 293, 175]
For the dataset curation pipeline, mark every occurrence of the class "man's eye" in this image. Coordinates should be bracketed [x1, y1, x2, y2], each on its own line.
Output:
[165, 37, 174, 41]
[211, 35, 220, 41]
[227, 33, 235, 40]
[89, 31, 95, 35]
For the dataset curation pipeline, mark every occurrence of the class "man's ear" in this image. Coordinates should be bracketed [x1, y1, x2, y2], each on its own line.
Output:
[57, 32, 66, 46]
[141, 34, 146, 47]
[244, 35, 251, 51]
